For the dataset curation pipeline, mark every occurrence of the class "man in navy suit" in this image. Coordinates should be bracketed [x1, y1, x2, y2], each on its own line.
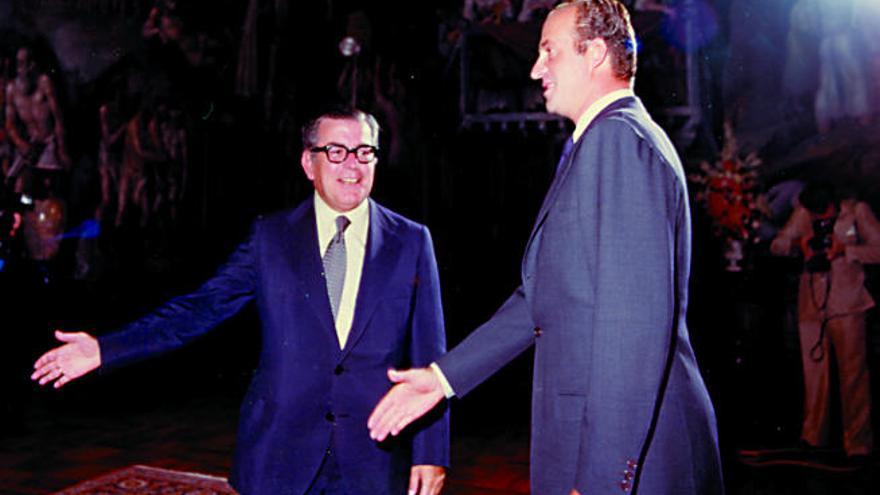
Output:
[32, 108, 449, 495]
[369, 2, 722, 494]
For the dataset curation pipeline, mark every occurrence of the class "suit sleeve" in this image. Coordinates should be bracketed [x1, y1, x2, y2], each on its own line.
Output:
[435, 285, 536, 398]
[572, 119, 683, 493]
[99, 222, 260, 369]
[408, 226, 451, 467]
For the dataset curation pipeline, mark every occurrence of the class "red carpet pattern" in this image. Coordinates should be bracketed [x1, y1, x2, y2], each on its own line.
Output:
[52, 465, 236, 495]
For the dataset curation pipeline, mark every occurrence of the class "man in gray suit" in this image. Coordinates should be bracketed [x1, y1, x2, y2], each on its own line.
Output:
[368, 1, 723, 494]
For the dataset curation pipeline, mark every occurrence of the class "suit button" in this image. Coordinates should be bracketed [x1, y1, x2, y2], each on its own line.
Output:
[325, 412, 335, 422]
[334, 365, 344, 375]
[533, 326, 543, 337]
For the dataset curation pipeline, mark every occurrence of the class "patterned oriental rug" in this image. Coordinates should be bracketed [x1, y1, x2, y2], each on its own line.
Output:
[52, 465, 237, 494]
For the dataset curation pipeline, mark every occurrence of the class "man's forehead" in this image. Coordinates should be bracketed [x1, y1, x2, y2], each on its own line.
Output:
[317, 118, 374, 141]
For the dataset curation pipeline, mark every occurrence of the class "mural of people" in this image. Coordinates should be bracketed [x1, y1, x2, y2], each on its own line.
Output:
[4, 46, 70, 262]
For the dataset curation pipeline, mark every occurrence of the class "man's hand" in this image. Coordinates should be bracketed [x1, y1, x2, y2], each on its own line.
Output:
[31, 330, 101, 388]
[368, 367, 445, 441]
[569, 489, 582, 495]
[409, 465, 445, 495]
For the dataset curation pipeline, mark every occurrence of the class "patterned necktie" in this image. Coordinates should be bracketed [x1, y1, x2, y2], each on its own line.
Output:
[323, 215, 350, 320]
[556, 137, 574, 174]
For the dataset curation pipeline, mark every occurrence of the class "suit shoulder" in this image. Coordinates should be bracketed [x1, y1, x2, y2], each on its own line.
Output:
[373, 201, 428, 235]
[590, 106, 658, 140]
[584, 112, 665, 157]
[584, 108, 686, 184]
[251, 210, 284, 233]
[251, 202, 310, 233]
[258, 209, 290, 225]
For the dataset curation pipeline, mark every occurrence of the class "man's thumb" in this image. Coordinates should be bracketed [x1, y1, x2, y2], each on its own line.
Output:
[55, 330, 79, 343]
[388, 368, 411, 383]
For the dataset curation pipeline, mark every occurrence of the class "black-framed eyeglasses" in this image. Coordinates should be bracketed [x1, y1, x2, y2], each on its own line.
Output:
[310, 143, 379, 164]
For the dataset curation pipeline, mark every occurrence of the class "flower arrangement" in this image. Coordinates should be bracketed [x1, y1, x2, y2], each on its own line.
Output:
[689, 123, 765, 271]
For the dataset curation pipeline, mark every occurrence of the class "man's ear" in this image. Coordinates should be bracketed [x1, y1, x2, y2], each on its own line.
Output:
[588, 38, 609, 69]
[301, 150, 315, 180]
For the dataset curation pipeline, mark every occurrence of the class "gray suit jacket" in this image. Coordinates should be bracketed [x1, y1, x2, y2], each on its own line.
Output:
[437, 97, 723, 494]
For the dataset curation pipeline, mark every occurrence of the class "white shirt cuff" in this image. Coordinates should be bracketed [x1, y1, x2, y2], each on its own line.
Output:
[430, 362, 456, 399]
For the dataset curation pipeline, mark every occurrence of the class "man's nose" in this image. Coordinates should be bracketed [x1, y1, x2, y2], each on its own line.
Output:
[530, 58, 545, 80]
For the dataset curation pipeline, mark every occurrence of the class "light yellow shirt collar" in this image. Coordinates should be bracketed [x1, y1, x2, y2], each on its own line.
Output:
[572, 88, 635, 142]
[313, 194, 370, 252]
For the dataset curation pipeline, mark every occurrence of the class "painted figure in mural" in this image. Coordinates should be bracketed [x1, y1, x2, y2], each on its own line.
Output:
[4, 47, 70, 192]
[116, 103, 163, 228]
[96, 102, 127, 221]
[5, 46, 70, 262]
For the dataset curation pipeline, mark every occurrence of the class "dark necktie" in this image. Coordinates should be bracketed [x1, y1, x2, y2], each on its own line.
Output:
[323, 215, 350, 320]
[556, 137, 574, 174]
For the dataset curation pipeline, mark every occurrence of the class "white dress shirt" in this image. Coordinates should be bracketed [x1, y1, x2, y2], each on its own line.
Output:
[314, 194, 370, 349]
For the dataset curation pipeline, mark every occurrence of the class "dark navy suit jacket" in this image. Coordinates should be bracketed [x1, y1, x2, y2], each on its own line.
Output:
[99, 197, 450, 494]
[437, 97, 723, 494]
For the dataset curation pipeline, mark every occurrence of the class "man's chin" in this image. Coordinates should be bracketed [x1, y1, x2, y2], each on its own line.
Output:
[335, 196, 368, 212]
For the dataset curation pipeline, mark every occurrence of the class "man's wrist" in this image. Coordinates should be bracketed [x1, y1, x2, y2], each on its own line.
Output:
[429, 362, 455, 399]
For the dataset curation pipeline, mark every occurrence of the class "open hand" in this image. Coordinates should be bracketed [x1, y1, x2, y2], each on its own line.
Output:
[32, 330, 101, 388]
[368, 367, 445, 441]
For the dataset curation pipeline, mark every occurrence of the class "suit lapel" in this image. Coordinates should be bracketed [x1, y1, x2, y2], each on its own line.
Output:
[341, 201, 401, 358]
[523, 97, 636, 261]
[284, 200, 337, 338]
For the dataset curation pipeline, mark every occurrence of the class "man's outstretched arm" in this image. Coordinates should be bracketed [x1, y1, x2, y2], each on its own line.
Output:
[32, 330, 101, 388]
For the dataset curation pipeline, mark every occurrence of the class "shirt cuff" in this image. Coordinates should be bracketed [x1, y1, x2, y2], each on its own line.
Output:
[430, 362, 456, 399]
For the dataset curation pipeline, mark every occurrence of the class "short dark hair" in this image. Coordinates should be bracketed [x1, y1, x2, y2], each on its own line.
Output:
[799, 182, 837, 215]
[301, 107, 380, 149]
[561, 0, 637, 81]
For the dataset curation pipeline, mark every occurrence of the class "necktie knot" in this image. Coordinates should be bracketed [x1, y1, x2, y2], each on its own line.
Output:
[333, 215, 350, 242]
